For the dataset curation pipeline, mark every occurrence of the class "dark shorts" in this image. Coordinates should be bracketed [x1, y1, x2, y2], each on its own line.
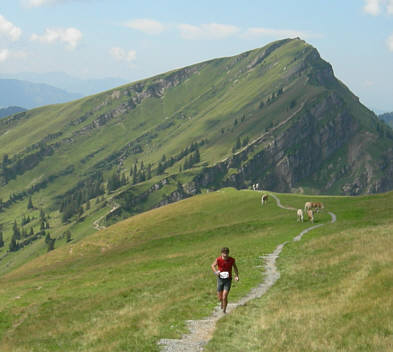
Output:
[217, 277, 232, 292]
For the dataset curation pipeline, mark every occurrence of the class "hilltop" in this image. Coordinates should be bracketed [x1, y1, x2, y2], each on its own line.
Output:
[1, 38, 393, 274]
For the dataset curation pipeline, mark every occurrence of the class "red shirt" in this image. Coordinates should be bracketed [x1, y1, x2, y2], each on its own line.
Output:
[216, 256, 235, 278]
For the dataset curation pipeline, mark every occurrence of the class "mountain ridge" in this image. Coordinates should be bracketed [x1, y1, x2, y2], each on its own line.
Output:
[1, 38, 393, 275]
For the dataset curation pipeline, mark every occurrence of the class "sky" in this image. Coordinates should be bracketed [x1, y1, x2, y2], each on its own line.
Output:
[0, 0, 392, 112]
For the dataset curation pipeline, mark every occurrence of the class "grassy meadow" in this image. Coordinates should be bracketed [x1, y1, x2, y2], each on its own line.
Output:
[0, 188, 392, 351]
[206, 193, 393, 351]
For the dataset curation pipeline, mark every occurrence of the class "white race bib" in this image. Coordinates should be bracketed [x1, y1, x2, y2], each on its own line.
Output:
[219, 271, 229, 279]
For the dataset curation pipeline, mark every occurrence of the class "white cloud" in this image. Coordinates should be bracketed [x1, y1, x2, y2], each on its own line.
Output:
[0, 49, 9, 62]
[0, 14, 22, 41]
[124, 19, 164, 35]
[178, 23, 240, 40]
[244, 27, 313, 39]
[387, 33, 393, 51]
[364, 0, 383, 15]
[31, 27, 82, 49]
[110, 47, 136, 62]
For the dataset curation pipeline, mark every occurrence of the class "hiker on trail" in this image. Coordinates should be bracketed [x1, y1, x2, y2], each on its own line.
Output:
[211, 247, 239, 313]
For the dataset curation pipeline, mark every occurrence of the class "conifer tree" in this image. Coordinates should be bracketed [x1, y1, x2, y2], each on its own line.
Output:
[121, 173, 127, 186]
[147, 164, 152, 179]
[13, 220, 20, 240]
[157, 162, 164, 175]
[65, 230, 72, 243]
[27, 196, 33, 209]
[9, 233, 18, 252]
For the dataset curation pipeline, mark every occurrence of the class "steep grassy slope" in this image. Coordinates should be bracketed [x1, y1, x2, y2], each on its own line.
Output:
[1, 38, 393, 277]
[0, 189, 392, 351]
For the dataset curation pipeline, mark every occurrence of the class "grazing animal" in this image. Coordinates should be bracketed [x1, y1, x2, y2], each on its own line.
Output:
[255, 183, 259, 190]
[304, 202, 312, 212]
[297, 209, 304, 222]
[261, 194, 268, 206]
[311, 202, 324, 213]
[307, 209, 314, 223]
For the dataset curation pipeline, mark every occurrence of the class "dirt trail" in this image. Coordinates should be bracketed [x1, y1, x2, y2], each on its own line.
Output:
[159, 193, 336, 352]
[92, 200, 119, 231]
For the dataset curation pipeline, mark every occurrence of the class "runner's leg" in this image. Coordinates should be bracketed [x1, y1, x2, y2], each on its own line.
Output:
[222, 290, 229, 313]
[217, 290, 223, 308]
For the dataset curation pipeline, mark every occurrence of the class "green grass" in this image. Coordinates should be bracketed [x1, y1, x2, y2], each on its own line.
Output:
[0, 188, 324, 351]
[205, 191, 393, 352]
[1, 38, 393, 337]
[0, 188, 392, 351]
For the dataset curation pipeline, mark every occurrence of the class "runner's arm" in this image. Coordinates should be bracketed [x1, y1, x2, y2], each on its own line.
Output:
[233, 262, 239, 280]
[211, 259, 219, 275]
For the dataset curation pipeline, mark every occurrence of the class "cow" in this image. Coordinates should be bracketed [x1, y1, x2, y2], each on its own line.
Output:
[261, 194, 268, 206]
[311, 202, 324, 213]
[304, 202, 312, 212]
[307, 209, 314, 223]
[297, 209, 304, 223]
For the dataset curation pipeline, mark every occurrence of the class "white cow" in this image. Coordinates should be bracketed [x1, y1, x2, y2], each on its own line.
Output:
[297, 209, 304, 223]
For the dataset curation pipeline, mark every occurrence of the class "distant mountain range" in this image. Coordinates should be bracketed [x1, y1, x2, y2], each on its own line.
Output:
[0, 106, 26, 119]
[379, 112, 393, 128]
[0, 79, 82, 109]
[0, 72, 128, 97]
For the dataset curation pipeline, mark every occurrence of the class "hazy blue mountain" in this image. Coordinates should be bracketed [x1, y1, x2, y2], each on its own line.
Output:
[0, 79, 82, 109]
[0, 72, 128, 96]
[0, 106, 26, 119]
[379, 112, 393, 128]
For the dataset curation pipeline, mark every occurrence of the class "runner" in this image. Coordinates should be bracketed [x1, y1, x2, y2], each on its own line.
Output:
[211, 247, 239, 313]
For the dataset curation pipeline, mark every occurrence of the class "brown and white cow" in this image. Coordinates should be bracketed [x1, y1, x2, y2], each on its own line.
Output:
[261, 194, 268, 206]
[311, 202, 324, 213]
[307, 209, 314, 223]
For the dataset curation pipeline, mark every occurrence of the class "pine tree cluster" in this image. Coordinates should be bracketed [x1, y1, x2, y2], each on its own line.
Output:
[60, 172, 104, 223]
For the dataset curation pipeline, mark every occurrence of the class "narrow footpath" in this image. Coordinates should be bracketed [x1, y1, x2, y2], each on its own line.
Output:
[159, 193, 336, 352]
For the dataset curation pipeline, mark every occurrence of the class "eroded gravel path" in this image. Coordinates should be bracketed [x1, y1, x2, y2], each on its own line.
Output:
[159, 194, 336, 352]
